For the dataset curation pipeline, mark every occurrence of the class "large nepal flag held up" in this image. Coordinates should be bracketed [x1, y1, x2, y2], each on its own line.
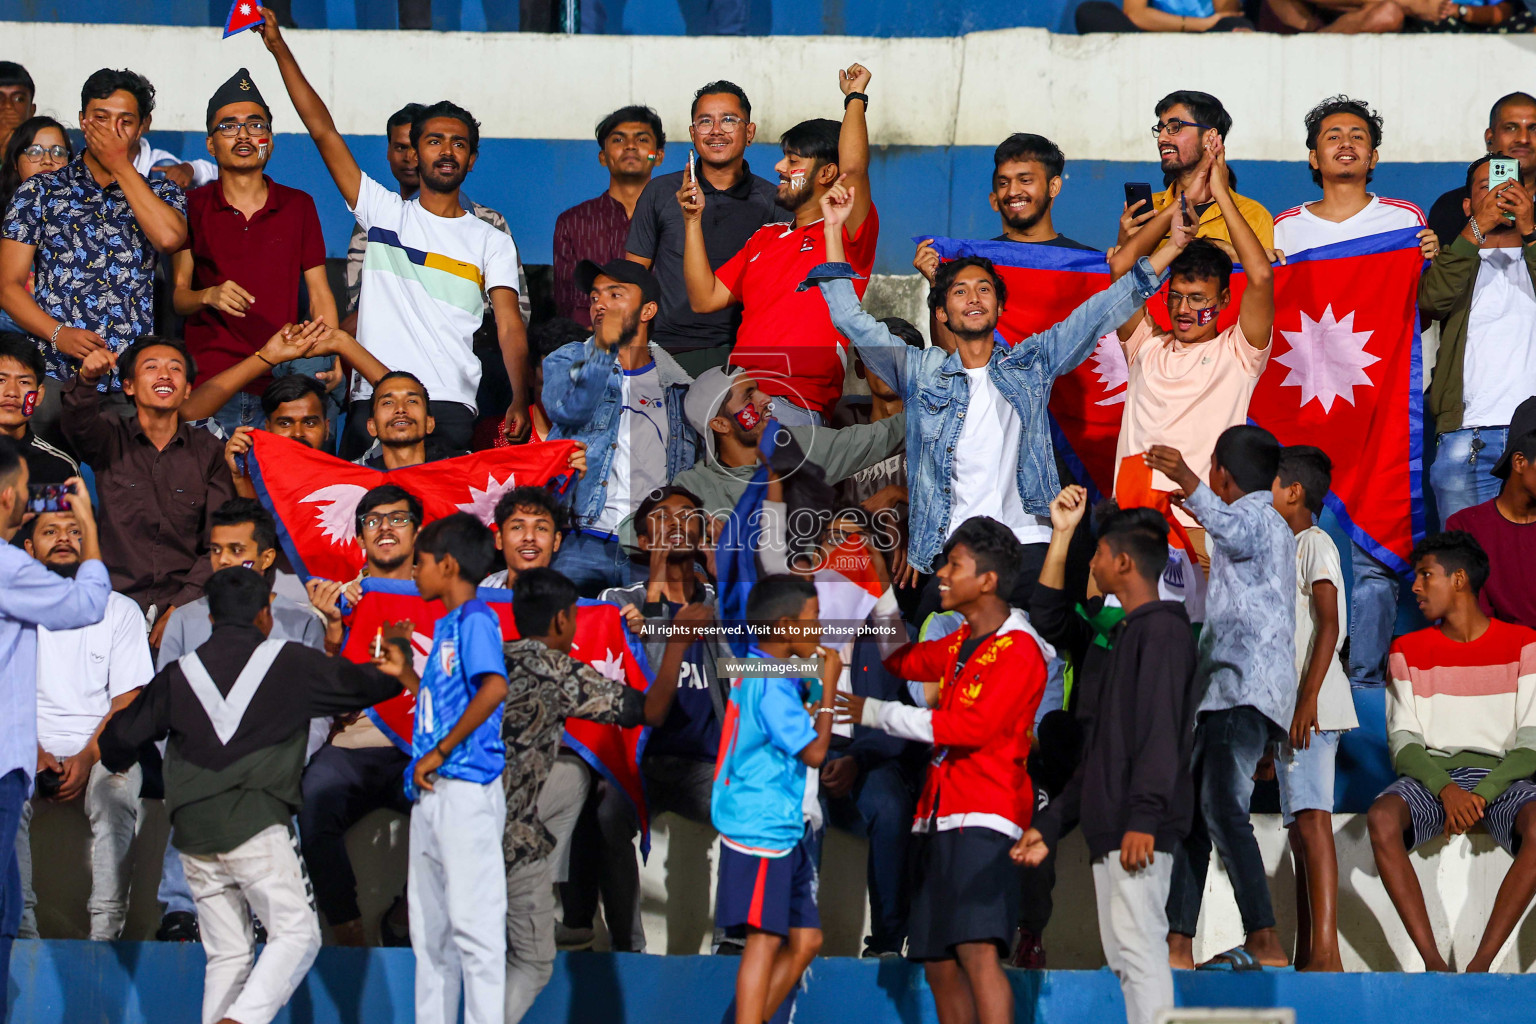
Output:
[339, 577, 658, 847]
[244, 431, 579, 584]
[924, 227, 1426, 576]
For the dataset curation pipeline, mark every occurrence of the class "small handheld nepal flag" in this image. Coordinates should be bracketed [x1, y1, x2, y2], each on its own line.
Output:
[224, 0, 265, 36]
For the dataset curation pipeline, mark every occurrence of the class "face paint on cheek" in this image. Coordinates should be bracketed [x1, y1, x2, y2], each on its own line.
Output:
[790, 169, 807, 185]
[645, 151, 657, 163]
[241, 560, 256, 570]
[1195, 307, 1217, 327]
[21, 392, 38, 417]
[733, 403, 761, 431]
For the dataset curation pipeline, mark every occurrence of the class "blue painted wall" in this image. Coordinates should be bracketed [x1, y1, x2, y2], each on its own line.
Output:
[138, 131, 1463, 275]
[0, 0, 1080, 33]
[12, 940, 1536, 1024]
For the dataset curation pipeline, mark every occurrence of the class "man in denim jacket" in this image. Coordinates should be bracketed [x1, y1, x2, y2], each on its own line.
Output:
[807, 182, 1194, 592]
[543, 259, 698, 595]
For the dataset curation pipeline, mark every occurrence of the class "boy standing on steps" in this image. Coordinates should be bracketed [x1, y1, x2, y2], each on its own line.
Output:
[838, 517, 1050, 1024]
[1271, 446, 1357, 971]
[713, 574, 840, 1024]
[376, 514, 509, 1024]
[1145, 426, 1295, 970]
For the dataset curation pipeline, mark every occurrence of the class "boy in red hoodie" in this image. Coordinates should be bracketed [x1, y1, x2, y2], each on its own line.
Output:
[837, 515, 1048, 1024]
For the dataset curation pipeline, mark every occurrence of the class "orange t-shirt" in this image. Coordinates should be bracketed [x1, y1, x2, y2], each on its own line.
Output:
[1115, 317, 1271, 523]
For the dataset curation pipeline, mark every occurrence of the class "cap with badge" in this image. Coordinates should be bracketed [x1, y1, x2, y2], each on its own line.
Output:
[575, 259, 660, 307]
[1491, 395, 1536, 479]
[205, 68, 271, 133]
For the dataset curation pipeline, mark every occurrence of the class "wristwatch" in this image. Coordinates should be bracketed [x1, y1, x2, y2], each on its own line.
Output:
[843, 91, 869, 110]
[1523, 229, 1536, 246]
[1458, 4, 1470, 18]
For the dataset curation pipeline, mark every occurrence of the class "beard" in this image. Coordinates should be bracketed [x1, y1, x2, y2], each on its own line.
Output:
[370, 547, 411, 574]
[419, 160, 468, 193]
[616, 308, 644, 348]
[998, 195, 1050, 233]
[45, 556, 81, 578]
[775, 179, 815, 214]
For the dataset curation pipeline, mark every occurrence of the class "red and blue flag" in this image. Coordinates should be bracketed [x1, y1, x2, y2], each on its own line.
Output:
[926, 227, 1425, 575]
[223, 0, 265, 36]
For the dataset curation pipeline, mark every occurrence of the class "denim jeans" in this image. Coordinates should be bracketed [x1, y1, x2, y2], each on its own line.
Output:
[820, 756, 918, 954]
[0, 768, 29, 1024]
[158, 827, 197, 915]
[1430, 426, 1507, 525]
[551, 531, 639, 598]
[1348, 540, 1400, 688]
[1166, 706, 1278, 937]
[210, 391, 266, 437]
[298, 743, 411, 926]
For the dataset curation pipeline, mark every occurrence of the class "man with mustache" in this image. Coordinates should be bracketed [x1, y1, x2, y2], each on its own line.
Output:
[625, 81, 777, 375]
[680, 63, 876, 427]
[1427, 93, 1536, 254]
[543, 259, 695, 596]
[14, 509, 151, 942]
[170, 69, 339, 438]
[256, 8, 529, 455]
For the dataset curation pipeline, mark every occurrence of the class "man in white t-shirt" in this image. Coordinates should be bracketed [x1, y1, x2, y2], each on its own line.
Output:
[258, 16, 528, 454]
[15, 511, 151, 940]
[1273, 96, 1440, 697]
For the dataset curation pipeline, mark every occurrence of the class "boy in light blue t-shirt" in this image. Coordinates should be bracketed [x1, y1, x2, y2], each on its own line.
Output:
[712, 575, 838, 1024]
[375, 513, 508, 1024]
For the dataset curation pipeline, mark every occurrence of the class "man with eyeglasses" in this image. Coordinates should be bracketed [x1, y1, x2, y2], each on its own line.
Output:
[625, 80, 778, 375]
[1133, 91, 1273, 254]
[301, 484, 422, 945]
[171, 69, 339, 438]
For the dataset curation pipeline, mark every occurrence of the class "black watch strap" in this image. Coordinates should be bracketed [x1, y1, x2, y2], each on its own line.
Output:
[843, 91, 869, 110]
[1523, 229, 1536, 246]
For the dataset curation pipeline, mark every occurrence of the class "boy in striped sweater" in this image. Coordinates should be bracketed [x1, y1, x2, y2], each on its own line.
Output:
[1368, 531, 1536, 973]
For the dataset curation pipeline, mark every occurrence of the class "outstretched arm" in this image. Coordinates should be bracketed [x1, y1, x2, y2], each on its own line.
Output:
[1207, 138, 1273, 348]
[836, 63, 873, 233]
[256, 7, 362, 208]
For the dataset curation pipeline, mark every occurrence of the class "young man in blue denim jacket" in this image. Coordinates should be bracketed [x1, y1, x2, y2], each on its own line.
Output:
[807, 180, 1194, 590]
[542, 258, 698, 596]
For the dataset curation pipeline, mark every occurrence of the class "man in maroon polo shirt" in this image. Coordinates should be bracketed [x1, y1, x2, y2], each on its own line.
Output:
[678, 62, 877, 426]
[171, 68, 338, 437]
[553, 106, 666, 327]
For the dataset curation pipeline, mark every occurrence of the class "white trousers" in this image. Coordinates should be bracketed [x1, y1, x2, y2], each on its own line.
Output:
[17, 761, 142, 939]
[409, 777, 507, 1024]
[180, 823, 321, 1024]
[1092, 854, 1176, 1024]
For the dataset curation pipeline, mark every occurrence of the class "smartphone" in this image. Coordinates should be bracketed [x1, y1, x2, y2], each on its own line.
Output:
[26, 483, 69, 514]
[1489, 157, 1520, 222]
[687, 149, 696, 184]
[1124, 181, 1154, 217]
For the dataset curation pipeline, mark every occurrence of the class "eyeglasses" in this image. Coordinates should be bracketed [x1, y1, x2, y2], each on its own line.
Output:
[21, 145, 68, 161]
[213, 119, 271, 138]
[692, 115, 744, 133]
[1151, 119, 1212, 137]
[361, 512, 416, 531]
[1167, 292, 1217, 310]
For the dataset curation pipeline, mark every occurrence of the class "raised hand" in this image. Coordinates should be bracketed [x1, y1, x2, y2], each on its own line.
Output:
[913, 239, 941, 285]
[839, 62, 872, 96]
[78, 348, 118, 384]
[819, 175, 856, 230]
[1049, 485, 1088, 534]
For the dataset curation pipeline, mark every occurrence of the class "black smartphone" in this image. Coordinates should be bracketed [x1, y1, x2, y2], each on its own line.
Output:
[27, 482, 69, 514]
[1124, 181, 1154, 217]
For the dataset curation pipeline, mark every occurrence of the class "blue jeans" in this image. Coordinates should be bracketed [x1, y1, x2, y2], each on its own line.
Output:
[1430, 426, 1507, 525]
[819, 756, 918, 954]
[157, 828, 196, 915]
[209, 391, 265, 437]
[0, 769, 28, 1024]
[1348, 540, 1400, 688]
[552, 531, 639, 598]
[1167, 706, 1278, 937]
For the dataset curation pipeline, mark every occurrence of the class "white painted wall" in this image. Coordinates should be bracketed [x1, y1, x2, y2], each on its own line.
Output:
[4, 22, 1533, 160]
[28, 800, 1536, 971]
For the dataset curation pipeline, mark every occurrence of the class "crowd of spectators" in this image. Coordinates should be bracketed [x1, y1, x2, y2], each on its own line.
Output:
[4, 10, 1536, 1024]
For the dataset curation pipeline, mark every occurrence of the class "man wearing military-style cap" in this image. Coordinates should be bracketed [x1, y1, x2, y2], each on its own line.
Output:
[169, 68, 340, 439]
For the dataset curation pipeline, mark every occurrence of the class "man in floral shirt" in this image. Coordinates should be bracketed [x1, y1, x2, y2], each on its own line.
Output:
[500, 567, 705, 1022]
[0, 68, 187, 427]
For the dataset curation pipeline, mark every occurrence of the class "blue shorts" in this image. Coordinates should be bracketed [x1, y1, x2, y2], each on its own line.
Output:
[715, 829, 819, 937]
[1378, 767, 1536, 856]
[1276, 730, 1343, 826]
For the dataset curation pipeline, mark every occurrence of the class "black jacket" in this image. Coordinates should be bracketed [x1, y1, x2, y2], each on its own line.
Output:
[1035, 600, 1198, 860]
[100, 623, 401, 855]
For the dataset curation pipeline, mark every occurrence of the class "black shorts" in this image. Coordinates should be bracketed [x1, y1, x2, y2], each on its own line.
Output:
[905, 828, 1020, 962]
